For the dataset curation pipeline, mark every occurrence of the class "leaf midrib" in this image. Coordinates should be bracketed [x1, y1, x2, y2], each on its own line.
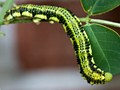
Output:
[90, 0, 99, 14]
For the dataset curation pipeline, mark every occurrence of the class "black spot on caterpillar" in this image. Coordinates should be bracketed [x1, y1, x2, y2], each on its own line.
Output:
[4, 4, 112, 85]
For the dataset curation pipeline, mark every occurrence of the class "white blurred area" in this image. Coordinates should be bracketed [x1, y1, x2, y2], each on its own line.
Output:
[0, 25, 120, 90]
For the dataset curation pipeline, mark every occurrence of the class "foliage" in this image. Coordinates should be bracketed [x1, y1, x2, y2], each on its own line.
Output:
[80, 0, 120, 75]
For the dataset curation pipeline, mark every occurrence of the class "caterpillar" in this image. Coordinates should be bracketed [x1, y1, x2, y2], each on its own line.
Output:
[4, 4, 112, 85]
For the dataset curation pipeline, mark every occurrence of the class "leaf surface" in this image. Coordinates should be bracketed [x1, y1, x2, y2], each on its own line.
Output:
[81, 0, 120, 14]
[84, 24, 120, 75]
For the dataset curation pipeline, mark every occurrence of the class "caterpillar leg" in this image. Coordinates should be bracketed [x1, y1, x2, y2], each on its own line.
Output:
[33, 14, 48, 25]
[32, 18, 41, 25]
[49, 21, 55, 24]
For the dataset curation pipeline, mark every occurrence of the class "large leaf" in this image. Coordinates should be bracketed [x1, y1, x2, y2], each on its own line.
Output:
[81, 0, 120, 15]
[84, 24, 120, 75]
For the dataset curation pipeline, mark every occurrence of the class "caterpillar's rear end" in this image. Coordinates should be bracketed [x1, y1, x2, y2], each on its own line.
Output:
[4, 4, 112, 85]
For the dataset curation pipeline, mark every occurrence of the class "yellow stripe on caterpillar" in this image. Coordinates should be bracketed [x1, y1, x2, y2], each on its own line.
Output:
[13, 12, 21, 18]
[49, 17, 59, 22]
[34, 14, 47, 20]
[22, 11, 33, 17]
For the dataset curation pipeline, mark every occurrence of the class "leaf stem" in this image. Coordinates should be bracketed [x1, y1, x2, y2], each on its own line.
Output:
[0, 18, 120, 28]
[79, 18, 120, 28]
[86, 14, 91, 25]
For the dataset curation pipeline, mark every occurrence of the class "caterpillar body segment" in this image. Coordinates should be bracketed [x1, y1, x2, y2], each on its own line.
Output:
[4, 4, 112, 85]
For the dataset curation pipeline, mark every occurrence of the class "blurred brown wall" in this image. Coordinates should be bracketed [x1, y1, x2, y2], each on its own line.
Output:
[16, 0, 120, 70]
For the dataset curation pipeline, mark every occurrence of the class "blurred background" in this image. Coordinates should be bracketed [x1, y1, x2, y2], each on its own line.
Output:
[0, 0, 120, 90]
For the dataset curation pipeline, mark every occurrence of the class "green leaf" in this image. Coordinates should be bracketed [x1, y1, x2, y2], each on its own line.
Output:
[84, 24, 120, 75]
[81, 0, 120, 15]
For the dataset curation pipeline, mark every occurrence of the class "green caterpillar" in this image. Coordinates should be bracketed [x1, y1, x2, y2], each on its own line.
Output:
[4, 4, 112, 85]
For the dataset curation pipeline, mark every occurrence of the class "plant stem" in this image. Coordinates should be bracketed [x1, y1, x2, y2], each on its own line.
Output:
[1, 18, 120, 28]
[79, 18, 120, 28]
[0, 19, 33, 25]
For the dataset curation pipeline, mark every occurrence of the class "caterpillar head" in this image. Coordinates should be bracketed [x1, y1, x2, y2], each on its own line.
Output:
[4, 9, 14, 22]
[4, 7, 21, 24]
[105, 72, 112, 82]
